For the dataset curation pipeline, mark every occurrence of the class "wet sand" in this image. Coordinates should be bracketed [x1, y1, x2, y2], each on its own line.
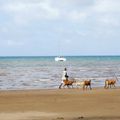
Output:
[0, 88, 120, 120]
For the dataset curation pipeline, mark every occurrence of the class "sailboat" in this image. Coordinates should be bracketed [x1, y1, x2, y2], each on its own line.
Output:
[55, 39, 67, 62]
[55, 56, 66, 61]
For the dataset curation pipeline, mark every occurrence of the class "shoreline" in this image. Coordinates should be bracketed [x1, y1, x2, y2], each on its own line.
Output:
[0, 85, 119, 91]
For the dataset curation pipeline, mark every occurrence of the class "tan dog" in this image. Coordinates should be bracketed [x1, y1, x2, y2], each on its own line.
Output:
[63, 80, 76, 88]
[104, 79, 116, 89]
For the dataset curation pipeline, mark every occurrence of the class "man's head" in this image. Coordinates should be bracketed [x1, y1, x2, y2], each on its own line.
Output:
[64, 68, 67, 71]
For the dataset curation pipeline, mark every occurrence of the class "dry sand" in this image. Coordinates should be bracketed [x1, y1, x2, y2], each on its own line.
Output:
[0, 88, 120, 120]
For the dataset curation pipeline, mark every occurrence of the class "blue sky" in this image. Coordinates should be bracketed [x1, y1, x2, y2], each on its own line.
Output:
[0, 0, 120, 56]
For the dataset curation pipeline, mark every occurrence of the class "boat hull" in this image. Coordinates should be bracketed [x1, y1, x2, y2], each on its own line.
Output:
[55, 57, 66, 61]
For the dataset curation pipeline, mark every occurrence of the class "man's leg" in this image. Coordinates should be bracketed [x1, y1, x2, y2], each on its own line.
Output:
[59, 83, 63, 89]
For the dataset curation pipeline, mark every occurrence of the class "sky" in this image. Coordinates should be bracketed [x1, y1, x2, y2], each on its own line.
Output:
[0, 0, 120, 56]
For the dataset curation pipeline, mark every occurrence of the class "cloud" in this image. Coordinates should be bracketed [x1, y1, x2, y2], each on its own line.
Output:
[99, 17, 120, 27]
[0, 0, 119, 26]
[0, 0, 96, 25]
[0, 27, 8, 33]
[7, 40, 25, 46]
[67, 11, 88, 22]
[94, 0, 120, 13]
[1, 0, 60, 25]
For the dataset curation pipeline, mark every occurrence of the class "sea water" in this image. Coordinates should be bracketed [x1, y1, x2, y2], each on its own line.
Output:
[0, 56, 120, 90]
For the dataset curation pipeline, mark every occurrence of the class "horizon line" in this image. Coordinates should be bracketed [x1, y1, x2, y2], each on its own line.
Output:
[0, 55, 120, 57]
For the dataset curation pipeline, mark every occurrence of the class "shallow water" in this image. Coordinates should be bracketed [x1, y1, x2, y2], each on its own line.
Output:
[0, 56, 120, 90]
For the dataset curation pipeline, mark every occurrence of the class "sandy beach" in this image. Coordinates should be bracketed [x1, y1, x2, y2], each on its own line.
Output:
[0, 88, 120, 120]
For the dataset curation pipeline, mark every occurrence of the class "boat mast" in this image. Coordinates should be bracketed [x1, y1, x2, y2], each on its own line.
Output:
[58, 39, 61, 57]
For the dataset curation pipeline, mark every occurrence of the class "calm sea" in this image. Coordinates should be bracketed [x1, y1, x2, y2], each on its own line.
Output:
[0, 56, 120, 90]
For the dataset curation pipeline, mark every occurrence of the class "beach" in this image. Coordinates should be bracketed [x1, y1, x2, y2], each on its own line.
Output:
[0, 88, 120, 120]
[0, 57, 120, 119]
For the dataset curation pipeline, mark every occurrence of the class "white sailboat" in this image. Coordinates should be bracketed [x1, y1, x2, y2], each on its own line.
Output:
[55, 56, 66, 61]
[55, 39, 67, 62]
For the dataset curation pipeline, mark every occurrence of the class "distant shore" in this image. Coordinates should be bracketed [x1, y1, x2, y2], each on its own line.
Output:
[0, 87, 120, 120]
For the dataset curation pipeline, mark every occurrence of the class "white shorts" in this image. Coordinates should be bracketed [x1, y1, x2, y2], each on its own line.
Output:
[61, 81, 64, 84]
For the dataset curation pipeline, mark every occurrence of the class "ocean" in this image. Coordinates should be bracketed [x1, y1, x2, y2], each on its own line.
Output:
[0, 56, 120, 90]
